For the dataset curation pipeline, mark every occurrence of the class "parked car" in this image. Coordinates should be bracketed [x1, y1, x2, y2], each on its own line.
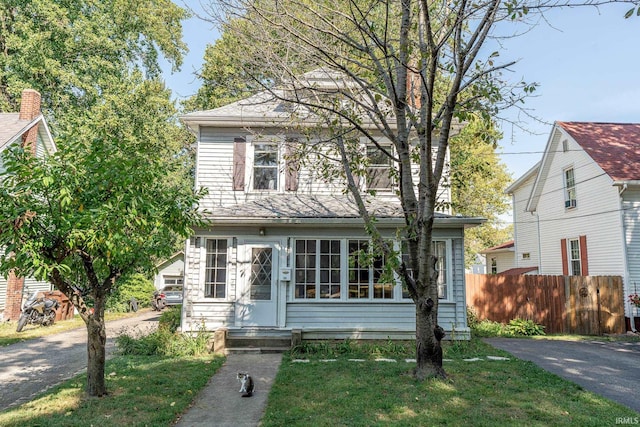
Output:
[161, 285, 183, 306]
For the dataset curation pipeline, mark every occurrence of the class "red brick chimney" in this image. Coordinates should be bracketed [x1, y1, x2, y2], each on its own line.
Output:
[4, 89, 42, 320]
[19, 89, 41, 156]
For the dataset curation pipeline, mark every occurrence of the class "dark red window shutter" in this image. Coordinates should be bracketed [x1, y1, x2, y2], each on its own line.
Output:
[285, 139, 299, 191]
[233, 137, 246, 191]
[560, 238, 568, 275]
[579, 235, 589, 276]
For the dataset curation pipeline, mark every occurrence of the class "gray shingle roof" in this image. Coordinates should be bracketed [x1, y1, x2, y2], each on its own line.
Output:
[0, 113, 32, 149]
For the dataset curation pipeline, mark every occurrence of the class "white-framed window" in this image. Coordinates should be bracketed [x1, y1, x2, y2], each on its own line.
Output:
[564, 167, 577, 209]
[252, 142, 279, 190]
[205, 239, 228, 298]
[491, 257, 497, 274]
[366, 144, 393, 190]
[401, 241, 449, 299]
[522, 253, 531, 260]
[163, 276, 183, 286]
[294, 239, 341, 299]
[568, 238, 581, 276]
[346, 239, 394, 300]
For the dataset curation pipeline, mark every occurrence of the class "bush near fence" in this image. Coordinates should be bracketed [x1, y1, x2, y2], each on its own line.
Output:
[465, 274, 625, 335]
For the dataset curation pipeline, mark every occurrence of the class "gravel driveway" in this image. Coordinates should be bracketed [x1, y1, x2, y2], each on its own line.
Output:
[0, 310, 160, 411]
[485, 337, 640, 413]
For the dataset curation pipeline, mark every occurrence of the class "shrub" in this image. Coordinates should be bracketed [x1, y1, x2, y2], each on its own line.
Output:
[505, 318, 546, 336]
[471, 319, 505, 337]
[107, 273, 155, 312]
[159, 306, 182, 333]
[116, 319, 210, 357]
[471, 318, 546, 338]
[466, 305, 480, 328]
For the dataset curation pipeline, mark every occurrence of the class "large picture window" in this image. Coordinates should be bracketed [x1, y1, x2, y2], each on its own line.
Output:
[295, 239, 341, 299]
[205, 239, 228, 298]
[401, 241, 449, 300]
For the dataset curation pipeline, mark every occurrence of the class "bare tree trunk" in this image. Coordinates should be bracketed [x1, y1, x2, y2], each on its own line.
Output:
[85, 294, 107, 396]
[414, 298, 445, 380]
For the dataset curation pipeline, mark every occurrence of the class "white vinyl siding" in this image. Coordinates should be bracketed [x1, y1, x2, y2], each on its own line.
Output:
[196, 127, 451, 214]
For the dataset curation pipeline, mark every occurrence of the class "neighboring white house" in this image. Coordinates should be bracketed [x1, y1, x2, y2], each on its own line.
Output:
[506, 121, 640, 321]
[0, 89, 57, 321]
[154, 252, 184, 290]
[480, 240, 515, 274]
[179, 71, 483, 340]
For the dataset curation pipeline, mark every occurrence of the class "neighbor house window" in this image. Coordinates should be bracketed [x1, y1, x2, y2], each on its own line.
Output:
[564, 168, 576, 209]
[491, 257, 497, 274]
[568, 238, 581, 276]
[205, 239, 228, 298]
[253, 143, 279, 190]
[366, 145, 393, 190]
[294, 239, 341, 299]
[163, 276, 183, 287]
[522, 253, 531, 260]
[348, 239, 370, 299]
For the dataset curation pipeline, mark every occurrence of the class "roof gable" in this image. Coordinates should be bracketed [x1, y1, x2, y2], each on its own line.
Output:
[0, 113, 56, 155]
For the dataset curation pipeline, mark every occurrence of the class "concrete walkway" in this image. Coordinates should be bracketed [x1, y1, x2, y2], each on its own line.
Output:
[174, 353, 283, 427]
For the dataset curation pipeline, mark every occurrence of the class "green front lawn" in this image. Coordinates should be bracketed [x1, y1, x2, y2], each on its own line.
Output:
[1, 336, 636, 426]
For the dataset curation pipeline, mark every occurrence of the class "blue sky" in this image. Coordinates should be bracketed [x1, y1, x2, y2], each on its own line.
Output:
[163, 2, 638, 181]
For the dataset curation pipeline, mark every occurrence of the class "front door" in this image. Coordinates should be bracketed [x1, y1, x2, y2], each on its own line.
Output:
[236, 243, 278, 326]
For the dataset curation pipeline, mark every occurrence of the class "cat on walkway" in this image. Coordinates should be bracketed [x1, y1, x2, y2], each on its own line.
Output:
[237, 372, 255, 397]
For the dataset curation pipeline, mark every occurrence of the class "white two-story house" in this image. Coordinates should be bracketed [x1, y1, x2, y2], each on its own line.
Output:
[506, 121, 640, 325]
[179, 72, 482, 340]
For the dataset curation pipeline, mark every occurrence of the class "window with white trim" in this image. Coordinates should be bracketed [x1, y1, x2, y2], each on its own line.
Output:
[253, 142, 279, 190]
[490, 257, 497, 274]
[163, 276, 183, 286]
[564, 168, 577, 209]
[568, 238, 581, 276]
[401, 241, 449, 299]
[295, 239, 341, 299]
[366, 145, 393, 190]
[205, 239, 228, 298]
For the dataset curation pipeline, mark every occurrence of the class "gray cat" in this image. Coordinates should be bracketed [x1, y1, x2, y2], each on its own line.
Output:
[237, 372, 255, 397]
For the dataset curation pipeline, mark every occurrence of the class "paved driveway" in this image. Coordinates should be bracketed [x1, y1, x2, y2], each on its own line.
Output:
[485, 337, 640, 413]
[0, 310, 160, 411]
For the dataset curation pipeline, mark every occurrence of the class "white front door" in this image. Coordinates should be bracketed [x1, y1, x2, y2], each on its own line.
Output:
[236, 243, 278, 326]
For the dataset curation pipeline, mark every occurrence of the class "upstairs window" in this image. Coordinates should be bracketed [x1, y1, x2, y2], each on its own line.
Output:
[366, 145, 393, 190]
[253, 143, 279, 190]
[564, 168, 577, 209]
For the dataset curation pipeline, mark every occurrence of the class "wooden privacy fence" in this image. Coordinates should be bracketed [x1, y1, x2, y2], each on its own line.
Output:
[465, 274, 625, 335]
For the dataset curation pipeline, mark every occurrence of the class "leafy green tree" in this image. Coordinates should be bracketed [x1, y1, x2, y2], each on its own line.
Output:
[450, 115, 513, 266]
[0, 0, 187, 119]
[0, 75, 202, 396]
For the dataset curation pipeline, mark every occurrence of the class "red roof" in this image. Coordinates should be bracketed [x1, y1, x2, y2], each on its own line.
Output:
[482, 240, 514, 253]
[499, 267, 538, 275]
[557, 122, 640, 182]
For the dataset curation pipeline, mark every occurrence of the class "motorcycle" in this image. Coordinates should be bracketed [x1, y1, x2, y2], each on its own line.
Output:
[151, 290, 166, 311]
[16, 291, 60, 332]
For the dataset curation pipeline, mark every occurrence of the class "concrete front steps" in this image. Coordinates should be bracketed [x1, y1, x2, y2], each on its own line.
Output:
[212, 328, 300, 355]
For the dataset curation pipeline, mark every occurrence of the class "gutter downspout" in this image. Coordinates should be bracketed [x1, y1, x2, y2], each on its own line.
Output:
[618, 183, 636, 332]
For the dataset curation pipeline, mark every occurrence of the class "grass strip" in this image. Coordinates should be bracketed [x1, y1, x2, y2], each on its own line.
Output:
[0, 354, 224, 426]
[262, 338, 639, 427]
